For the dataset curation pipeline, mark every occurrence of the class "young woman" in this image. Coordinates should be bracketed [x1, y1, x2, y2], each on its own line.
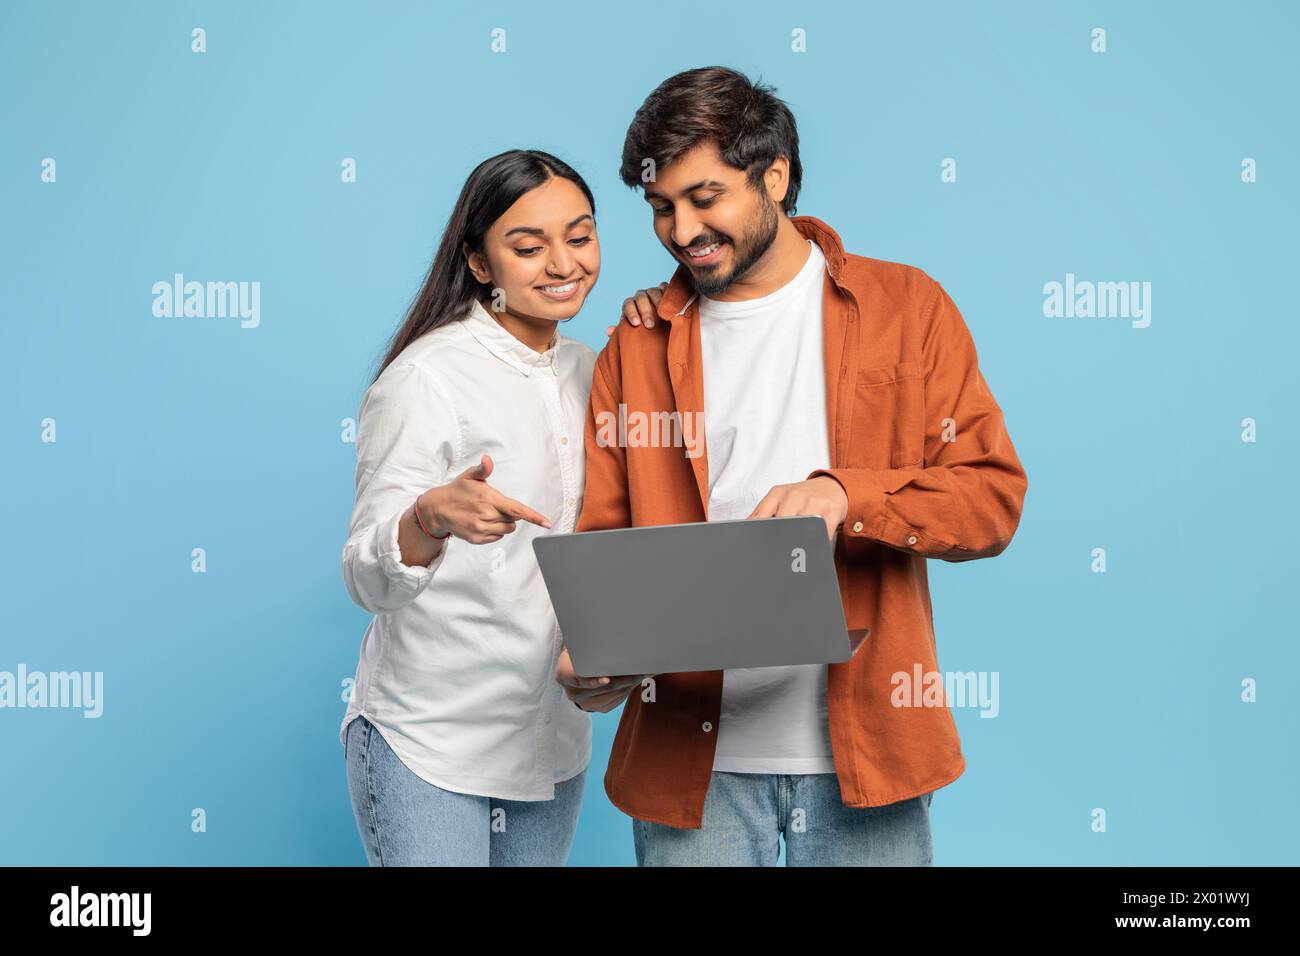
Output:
[339, 149, 606, 866]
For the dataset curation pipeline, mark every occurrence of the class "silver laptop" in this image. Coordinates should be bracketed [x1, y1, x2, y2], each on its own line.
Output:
[532, 515, 854, 677]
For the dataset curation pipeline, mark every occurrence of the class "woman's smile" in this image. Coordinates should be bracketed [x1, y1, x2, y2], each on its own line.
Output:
[536, 277, 583, 301]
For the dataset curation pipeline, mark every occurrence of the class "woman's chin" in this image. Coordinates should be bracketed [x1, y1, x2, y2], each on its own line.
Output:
[532, 295, 587, 321]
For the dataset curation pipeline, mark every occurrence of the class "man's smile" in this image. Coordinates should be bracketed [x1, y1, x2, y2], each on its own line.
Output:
[681, 239, 727, 266]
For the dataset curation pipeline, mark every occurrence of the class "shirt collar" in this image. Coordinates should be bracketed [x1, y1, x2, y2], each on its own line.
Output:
[464, 298, 560, 376]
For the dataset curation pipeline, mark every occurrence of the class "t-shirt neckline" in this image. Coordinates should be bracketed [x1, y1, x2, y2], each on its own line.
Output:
[698, 239, 823, 318]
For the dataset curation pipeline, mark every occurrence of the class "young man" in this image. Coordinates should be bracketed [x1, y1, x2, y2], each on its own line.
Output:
[558, 66, 1028, 866]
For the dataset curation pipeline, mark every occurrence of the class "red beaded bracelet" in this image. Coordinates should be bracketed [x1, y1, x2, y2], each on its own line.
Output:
[413, 495, 450, 540]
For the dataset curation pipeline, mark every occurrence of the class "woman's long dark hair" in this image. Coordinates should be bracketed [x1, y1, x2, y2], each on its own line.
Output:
[371, 149, 596, 384]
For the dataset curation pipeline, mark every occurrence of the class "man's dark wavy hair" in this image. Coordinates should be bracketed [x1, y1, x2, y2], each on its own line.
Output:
[619, 66, 803, 215]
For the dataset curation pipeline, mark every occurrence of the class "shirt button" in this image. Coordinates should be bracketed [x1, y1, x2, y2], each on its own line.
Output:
[851, 521, 863, 533]
[701, 721, 713, 733]
[906, 534, 918, 545]
[566, 498, 575, 507]
[560, 436, 568, 445]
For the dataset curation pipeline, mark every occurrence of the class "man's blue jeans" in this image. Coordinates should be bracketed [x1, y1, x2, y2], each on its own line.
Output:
[344, 714, 585, 866]
[632, 771, 935, 866]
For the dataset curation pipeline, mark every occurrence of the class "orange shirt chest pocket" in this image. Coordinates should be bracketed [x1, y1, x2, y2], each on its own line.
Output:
[845, 361, 926, 470]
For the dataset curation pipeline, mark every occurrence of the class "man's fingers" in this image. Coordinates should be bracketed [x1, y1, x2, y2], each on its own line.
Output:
[569, 675, 646, 698]
[634, 290, 657, 328]
[605, 674, 651, 689]
[744, 479, 845, 538]
[555, 647, 579, 683]
[746, 489, 780, 520]
[618, 283, 670, 331]
[558, 670, 643, 692]
[557, 669, 611, 690]
[568, 675, 612, 690]
[576, 687, 639, 713]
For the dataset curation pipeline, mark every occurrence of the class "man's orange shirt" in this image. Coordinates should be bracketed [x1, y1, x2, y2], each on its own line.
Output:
[576, 215, 1028, 828]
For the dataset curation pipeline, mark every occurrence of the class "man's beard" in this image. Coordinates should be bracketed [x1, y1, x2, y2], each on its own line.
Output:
[682, 193, 780, 297]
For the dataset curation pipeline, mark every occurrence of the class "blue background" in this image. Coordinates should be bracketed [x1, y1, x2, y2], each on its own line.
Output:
[2, 0, 1296, 865]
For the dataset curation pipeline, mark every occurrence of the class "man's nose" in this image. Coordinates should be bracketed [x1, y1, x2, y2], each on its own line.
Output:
[671, 209, 704, 250]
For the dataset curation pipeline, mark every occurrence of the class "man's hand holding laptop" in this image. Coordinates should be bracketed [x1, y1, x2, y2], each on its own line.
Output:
[556, 652, 649, 713]
[745, 476, 848, 542]
[554, 475, 851, 712]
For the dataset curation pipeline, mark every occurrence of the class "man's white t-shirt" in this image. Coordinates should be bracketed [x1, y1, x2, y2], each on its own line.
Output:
[698, 238, 837, 775]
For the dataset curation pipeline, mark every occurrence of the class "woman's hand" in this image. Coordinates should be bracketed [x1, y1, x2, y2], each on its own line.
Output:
[605, 281, 668, 336]
[418, 453, 552, 544]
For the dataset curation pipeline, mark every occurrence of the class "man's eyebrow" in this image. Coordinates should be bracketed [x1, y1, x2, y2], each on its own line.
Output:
[643, 179, 726, 202]
[503, 213, 594, 238]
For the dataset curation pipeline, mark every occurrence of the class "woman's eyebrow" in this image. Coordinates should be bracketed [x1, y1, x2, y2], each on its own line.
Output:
[504, 213, 594, 238]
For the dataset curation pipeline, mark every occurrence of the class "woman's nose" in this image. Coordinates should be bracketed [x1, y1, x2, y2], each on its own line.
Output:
[547, 246, 576, 278]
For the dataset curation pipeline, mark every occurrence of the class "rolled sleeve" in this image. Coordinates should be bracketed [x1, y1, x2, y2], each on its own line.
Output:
[810, 278, 1028, 562]
[341, 362, 459, 615]
[376, 503, 448, 585]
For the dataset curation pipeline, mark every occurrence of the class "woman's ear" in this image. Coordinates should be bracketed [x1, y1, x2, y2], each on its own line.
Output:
[462, 241, 491, 284]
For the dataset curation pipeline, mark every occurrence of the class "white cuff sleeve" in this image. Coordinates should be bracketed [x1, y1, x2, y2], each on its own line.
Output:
[340, 362, 459, 616]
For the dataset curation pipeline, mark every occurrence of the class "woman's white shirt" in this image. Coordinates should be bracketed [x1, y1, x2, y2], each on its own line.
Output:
[340, 299, 596, 801]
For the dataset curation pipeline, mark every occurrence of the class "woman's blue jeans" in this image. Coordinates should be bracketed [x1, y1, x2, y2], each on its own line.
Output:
[344, 714, 585, 866]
